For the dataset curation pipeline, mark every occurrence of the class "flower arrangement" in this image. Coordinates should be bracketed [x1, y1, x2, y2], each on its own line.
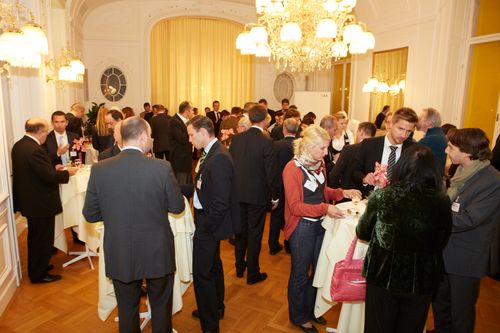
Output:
[72, 138, 87, 152]
[220, 128, 235, 147]
[373, 162, 389, 188]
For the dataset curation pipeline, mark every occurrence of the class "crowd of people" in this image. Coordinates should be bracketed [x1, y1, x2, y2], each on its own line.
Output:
[10, 99, 500, 333]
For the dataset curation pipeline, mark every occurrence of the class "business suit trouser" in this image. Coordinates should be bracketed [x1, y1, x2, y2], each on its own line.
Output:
[27, 216, 55, 282]
[113, 274, 174, 333]
[235, 202, 267, 279]
[193, 210, 225, 331]
[432, 273, 480, 333]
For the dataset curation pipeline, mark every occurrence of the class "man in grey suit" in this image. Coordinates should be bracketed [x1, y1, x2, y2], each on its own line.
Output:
[432, 128, 500, 333]
[83, 117, 185, 333]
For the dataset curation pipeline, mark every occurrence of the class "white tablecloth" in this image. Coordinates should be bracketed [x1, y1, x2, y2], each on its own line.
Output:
[313, 201, 368, 333]
[54, 166, 99, 253]
[97, 197, 195, 321]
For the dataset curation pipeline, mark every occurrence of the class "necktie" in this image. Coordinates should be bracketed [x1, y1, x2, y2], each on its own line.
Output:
[195, 150, 207, 173]
[59, 135, 68, 165]
[387, 145, 398, 179]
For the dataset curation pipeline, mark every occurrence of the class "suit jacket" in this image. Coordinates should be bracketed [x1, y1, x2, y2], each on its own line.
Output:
[98, 144, 121, 161]
[271, 125, 284, 141]
[12, 136, 70, 217]
[491, 134, 500, 171]
[82, 149, 185, 282]
[206, 110, 220, 125]
[443, 165, 500, 278]
[267, 108, 276, 126]
[168, 114, 192, 173]
[230, 127, 278, 205]
[419, 127, 447, 175]
[150, 113, 172, 153]
[352, 135, 414, 195]
[65, 112, 84, 137]
[43, 130, 79, 166]
[195, 141, 241, 240]
[274, 136, 295, 192]
[329, 143, 360, 190]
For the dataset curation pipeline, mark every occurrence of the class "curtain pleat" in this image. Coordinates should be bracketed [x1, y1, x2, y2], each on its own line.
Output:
[151, 17, 255, 114]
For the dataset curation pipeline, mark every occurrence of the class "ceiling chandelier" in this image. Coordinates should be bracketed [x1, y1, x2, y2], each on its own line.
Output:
[0, 0, 48, 71]
[236, 0, 375, 72]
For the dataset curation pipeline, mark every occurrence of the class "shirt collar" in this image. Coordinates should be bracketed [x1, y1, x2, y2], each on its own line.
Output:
[26, 134, 40, 145]
[177, 113, 189, 124]
[122, 146, 143, 153]
[203, 138, 218, 154]
[384, 134, 403, 148]
[251, 125, 263, 132]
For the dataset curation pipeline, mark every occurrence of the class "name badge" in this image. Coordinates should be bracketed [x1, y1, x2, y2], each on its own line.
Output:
[304, 180, 318, 192]
[196, 179, 202, 190]
[70, 151, 77, 157]
[451, 202, 460, 213]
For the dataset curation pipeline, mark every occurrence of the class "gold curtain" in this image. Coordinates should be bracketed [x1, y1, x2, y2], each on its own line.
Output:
[151, 17, 255, 114]
[369, 47, 408, 121]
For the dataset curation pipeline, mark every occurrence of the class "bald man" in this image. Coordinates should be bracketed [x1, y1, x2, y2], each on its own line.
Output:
[12, 118, 77, 283]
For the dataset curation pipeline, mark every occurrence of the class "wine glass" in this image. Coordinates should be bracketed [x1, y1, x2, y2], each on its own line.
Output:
[352, 194, 361, 214]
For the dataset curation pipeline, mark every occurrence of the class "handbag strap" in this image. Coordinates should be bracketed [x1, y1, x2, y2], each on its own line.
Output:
[344, 235, 358, 263]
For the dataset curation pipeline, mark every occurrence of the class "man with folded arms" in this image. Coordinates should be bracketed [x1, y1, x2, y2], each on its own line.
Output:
[187, 115, 240, 333]
[12, 118, 77, 283]
[83, 117, 184, 333]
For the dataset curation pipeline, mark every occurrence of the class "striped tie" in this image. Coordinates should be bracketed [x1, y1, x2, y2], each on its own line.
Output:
[195, 150, 207, 173]
[387, 145, 398, 179]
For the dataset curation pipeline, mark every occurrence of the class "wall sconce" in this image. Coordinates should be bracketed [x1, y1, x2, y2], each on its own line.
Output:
[362, 77, 405, 96]
[0, 0, 48, 70]
[45, 46, 85, 84]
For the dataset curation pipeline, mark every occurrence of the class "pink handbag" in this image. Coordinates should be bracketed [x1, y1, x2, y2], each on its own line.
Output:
[330, 236, 366, 302]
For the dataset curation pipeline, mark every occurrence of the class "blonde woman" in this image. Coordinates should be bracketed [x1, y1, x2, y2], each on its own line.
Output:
[283, 125, 360, 333]
[91, 106, 113, 153]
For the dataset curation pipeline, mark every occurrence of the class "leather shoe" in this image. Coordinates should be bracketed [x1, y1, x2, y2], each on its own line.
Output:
[192, 308, 224, 320]
[296, 324, 318, 333]
[247, 272, 267, 285]
[46, 264, 54, 271]
[269, 245, 283, 255]
[31, 274, 61, 284]
[311, 316, 326, 325]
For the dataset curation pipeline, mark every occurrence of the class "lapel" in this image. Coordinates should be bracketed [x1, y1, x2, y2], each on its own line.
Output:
[198, 141, 219, 176]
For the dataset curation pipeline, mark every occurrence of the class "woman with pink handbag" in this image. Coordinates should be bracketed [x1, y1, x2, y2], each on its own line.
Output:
[356, 145, 452, 333]
[283, 125, 360, 333]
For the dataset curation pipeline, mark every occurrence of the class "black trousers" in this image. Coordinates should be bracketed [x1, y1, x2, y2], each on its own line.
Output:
[175, 172, 193, 186]
[235, 202, 267, 280]
[113, 274, 174, 333]
[432, 273, 481, 333]
[268, 189, 284, 252]
[154, 151, 169, 161]
[364, 283, 431, 333]
[27, 216, 55, 282]
[193, 210, 225, 331]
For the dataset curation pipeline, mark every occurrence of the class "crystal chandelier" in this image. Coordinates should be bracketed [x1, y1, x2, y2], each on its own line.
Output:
[236, 0, 375, 72]
[0, 0, 49, 71]
[362, 77, 405, 96]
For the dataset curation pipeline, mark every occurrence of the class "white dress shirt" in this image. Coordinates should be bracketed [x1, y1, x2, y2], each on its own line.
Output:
[380, 135, 403, 165]
[193, 138, 218, 209]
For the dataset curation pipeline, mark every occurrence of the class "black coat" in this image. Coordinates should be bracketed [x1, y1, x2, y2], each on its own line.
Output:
[98, 144, 121, 161]
[91, 126, 114, 153]
[195, 141, 241, 240]
[43, 130, 79, 166]
[65, 112, 84, 137]
[329, 143, 360, 189]
[12, 136, 70, 217]
[150, 113, 172, 153]
[82, 149, 185, 282]
[168, 114, 192, 173]
[229, 127, 278, 205]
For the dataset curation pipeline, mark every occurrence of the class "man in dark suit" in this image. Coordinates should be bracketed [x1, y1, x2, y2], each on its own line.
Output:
[43, 111, 79, 166]
[168, 101, 194, 185]
[206, 100, 221, 126]
[187, 116, 241, 333]
[259, 98, 276, 126]
[65, 102, 85, 137]
[352, 107, 418, 196]
[98, 121, 123, 161]
[12, 118, 76, 283]
[417, 107, 448, 175]
[319, 115, 339, 185]
[329, 122, 376, 189]
[271, 108, 301, 141]
[83, 117, 184, 333]
[230, 104, 278, 285]
[268, 118, 299, 255]
[150, 105, 172, 161]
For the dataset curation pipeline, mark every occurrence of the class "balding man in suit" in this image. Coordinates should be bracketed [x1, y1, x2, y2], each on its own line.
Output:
[83, 117, 184, 333]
